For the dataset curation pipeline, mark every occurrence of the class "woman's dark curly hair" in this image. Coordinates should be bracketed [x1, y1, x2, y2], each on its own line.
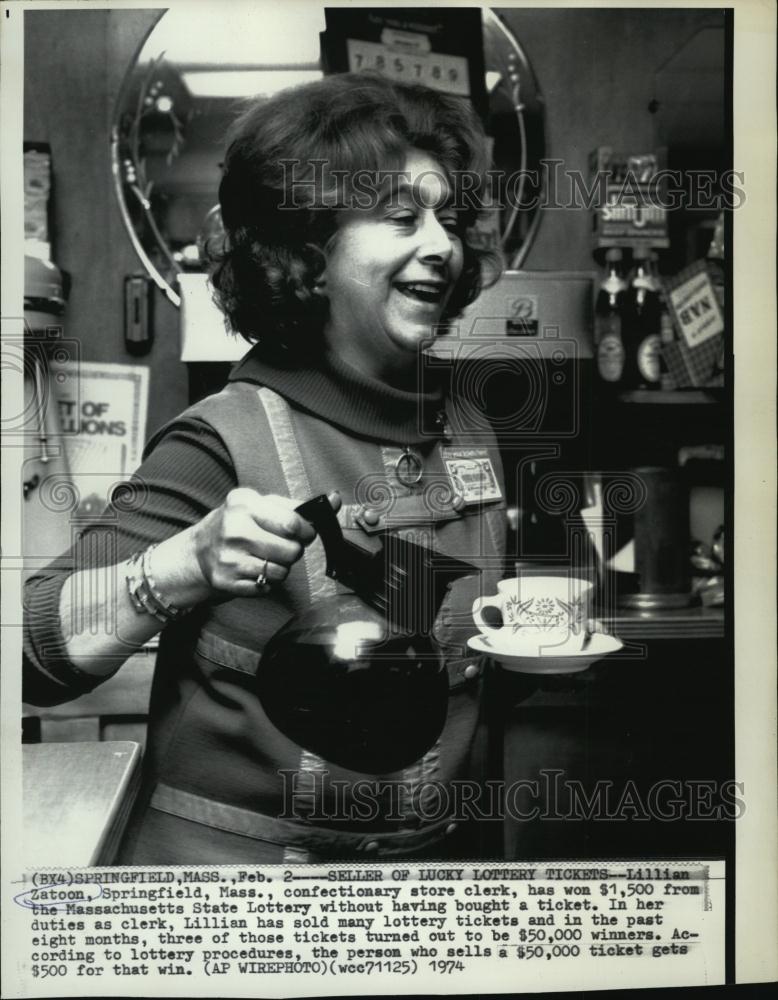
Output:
[208, 72, 502, 356]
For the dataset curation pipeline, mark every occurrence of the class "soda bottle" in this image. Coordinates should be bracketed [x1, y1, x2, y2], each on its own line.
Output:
[595, 248, 627, 386]
[623, 247, 661, 390]
[658, 275, 676, 391]
[707, 211, 725, 311]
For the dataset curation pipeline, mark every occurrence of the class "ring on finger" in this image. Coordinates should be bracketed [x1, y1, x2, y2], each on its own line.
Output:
[255, 558, 269, 589]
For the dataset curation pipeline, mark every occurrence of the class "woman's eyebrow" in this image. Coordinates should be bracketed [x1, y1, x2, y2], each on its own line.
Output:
[376, 178, 414, 208]
[377, 179, 455, 210]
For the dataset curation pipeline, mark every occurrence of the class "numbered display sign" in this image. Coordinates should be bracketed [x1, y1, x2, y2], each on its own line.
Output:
[322, 8, 487, 119]
[346, 38, 470, 95]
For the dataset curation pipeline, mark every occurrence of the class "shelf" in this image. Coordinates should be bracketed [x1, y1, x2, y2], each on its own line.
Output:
[597, 604, 724, 640]
[616, 389, 723, 405]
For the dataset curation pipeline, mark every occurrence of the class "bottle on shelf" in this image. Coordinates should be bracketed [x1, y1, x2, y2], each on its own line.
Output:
[657, 268, 676, 391]
[706, 213, 726, 386]
[707, 211, 725, 311]
[595, 248, 627, 388]
[622, 247, 662, 391]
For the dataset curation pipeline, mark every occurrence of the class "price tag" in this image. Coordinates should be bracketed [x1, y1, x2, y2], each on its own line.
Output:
[346, 39, 470, 96]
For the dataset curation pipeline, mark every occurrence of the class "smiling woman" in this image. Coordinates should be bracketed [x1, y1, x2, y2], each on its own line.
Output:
[320, 150, 466, 383]
[111, 7, 545, 306]
[209, 72, 501, 364]
[23, 73, 508, 865]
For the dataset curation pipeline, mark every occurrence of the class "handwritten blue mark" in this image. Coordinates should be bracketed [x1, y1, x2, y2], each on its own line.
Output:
[14, 882, 104, 911]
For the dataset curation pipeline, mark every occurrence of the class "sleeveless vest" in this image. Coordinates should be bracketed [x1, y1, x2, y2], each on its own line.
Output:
[118, 380, 506, 864]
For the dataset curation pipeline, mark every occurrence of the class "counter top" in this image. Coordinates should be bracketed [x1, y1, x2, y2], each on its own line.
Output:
[22, 741, 141, 867]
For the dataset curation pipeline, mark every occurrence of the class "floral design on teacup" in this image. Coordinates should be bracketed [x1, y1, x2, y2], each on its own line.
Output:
[504, 595, 587, 634]
[557, 598, 587, 635]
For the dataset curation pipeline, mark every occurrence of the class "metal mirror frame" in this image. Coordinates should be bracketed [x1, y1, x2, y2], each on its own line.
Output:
[111, 7, 546, 308]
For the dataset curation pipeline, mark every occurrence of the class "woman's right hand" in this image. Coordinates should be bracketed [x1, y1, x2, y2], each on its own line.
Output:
[59, 489, 342, 678]
[181, 489, 340, 600]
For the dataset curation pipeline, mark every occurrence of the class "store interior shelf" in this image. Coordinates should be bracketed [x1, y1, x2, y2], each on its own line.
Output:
[598, 603, 724, 640]
[616, 389, 723, 405]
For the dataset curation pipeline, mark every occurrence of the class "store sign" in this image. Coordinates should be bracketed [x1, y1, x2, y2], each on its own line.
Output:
[49, 360, 149, 510]
[506, 294, 539, 336]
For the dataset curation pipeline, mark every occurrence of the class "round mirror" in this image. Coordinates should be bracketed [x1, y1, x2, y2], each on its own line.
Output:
[112, 6, 545, 308]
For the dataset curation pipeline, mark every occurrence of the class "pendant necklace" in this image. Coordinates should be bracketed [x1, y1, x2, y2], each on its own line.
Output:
[394, 447, 423, 487]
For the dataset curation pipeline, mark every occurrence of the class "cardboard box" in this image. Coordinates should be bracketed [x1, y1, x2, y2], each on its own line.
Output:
[662, 260, 725, 350]
[661, 335, 722, 388]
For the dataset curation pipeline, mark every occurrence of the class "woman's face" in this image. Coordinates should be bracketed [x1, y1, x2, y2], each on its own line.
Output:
[319, 149, 465, 383]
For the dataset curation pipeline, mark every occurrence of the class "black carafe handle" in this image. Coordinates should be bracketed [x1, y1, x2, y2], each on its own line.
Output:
[295, 494, 348, 580]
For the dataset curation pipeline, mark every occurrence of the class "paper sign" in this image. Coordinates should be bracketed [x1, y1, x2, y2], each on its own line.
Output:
[49, 360, 149, 508]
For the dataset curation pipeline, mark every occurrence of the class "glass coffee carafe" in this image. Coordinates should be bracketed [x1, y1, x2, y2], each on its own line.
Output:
[257, 495, 478, 774]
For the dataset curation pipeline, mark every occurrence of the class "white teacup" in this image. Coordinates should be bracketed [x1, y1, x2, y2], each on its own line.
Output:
[472, 575, 593, 654]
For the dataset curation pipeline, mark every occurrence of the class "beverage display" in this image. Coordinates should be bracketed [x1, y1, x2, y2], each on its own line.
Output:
[658, 277, 676, 390]
[595, 248, 627, 386]
[707, 211, 725, 311]
[622, 248, 662, 390]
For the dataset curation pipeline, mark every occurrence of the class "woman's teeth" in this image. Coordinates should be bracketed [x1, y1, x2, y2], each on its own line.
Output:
[395, 282, 444, 304]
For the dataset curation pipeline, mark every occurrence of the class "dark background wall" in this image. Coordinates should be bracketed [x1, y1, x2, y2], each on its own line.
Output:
[500, 7, 725, 270]
[23, 6, 724, 438]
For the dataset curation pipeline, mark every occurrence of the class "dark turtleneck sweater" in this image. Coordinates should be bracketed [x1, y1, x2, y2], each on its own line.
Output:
[23, 347, 450, 703]
[228, 346, 448, 444]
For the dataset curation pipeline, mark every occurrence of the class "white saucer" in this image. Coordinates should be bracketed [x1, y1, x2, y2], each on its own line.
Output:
[467, 631, 624, 674]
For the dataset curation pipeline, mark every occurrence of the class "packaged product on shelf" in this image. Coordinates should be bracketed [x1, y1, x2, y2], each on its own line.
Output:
[589, 146, 670, 252]
[24, 144, 52, 252]
[660, 260, 724, 388]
